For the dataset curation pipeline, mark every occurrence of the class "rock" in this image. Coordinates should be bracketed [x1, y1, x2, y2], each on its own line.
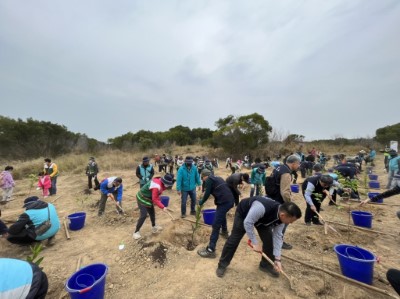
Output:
[259, 280, 271, 292]
[115, 257, 120, 262]
[109, 284, 114, 289]
[246, 287, 252, 292]
[146, 258, 151, 262]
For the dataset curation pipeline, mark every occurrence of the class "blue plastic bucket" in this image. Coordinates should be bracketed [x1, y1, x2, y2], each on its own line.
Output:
[160, 196, 169, 207]
[351, 211, 373, 228]
[368, 174, 378, 180]
[202, 209, 216, 225]
[334, 244, 376, 285]
[369, 181, 380, 189]
[368, 192, 383, 203]
[290, 184, 299, 193]
[65, 263, 108, 299]
[68, 212, 86, 231]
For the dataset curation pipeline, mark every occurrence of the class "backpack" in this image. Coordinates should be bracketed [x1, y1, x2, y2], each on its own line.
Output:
[264, 172, 279, 197]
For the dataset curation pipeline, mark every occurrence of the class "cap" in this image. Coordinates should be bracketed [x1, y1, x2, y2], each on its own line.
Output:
[201, 169, 212, 177]
[23, 196, 39, 208]
[161, 173, 174, 187]
[143, 156, 150, 163]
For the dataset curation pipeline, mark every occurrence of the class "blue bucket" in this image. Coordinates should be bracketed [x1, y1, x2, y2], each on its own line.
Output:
[369, 181, 380, 189]
[368, 192, 383, 203]
[68, 212, 86, 231]
[290, 184, 299, 193]
[202, 209, 216, 225]
[65, 263, 108, 299]
[334, 244, 376, 284]
[351, 211, 373, 228]
[160, 196, 169, 207]
[368, 174, 378, 180]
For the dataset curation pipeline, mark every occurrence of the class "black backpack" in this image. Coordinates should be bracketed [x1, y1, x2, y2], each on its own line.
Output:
[265, 171, 279, 197]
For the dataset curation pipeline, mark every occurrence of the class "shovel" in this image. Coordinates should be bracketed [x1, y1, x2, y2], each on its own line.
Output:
[247, 240, 293, 289]
[109, 194, 126, 215]
[314, 210, 341, 236]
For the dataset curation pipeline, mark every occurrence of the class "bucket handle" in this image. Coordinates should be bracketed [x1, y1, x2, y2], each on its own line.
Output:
[345, 247, 366, 260]
[79, 286, 92, 294]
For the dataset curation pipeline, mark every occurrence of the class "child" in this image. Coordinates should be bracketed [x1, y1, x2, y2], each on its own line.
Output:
[38, 173, 51, 198]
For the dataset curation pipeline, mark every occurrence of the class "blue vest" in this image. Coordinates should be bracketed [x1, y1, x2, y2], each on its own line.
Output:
[0, 258, 32, 298]
[25, 203, 60, 241]
[139, 164, 153, 184]
[389, 156, 400, 172]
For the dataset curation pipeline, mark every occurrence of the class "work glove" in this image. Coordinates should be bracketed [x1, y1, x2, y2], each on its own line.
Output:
[250, 184, 255, 189]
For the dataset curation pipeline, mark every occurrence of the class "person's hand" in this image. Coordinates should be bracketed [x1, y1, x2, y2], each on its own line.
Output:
[274, 260, 282, 272]
[162, 207, 168, 212]
[197, 186, 201, 192]
[344, 188, 351, 193]
[360, 198, 370, 206]
[198, 201, 203, 206]
[177, 191, 181, 196]
[252, 243, 262, 253]
[310, 205, 317, 212]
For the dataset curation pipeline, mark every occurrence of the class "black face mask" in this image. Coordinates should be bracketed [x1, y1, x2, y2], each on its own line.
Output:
[185, 163, 192, 167]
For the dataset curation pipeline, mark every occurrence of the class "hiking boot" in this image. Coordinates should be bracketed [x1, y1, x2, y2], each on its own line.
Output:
[220, 231, 229, 239]
[152, 225, 163, 234]
[197, 247, 216, 258]
[216, 266, 226, 278]
[190, 211, 196, 216]
[259, 265, 279, 278]
[47, 236, 56, 246]
[181, 214, 186, 218]
[305, 222, 311, 226]
[313, 221, 324, 226]
[133, 232, 141, 240]
[282, 242, 293, 250]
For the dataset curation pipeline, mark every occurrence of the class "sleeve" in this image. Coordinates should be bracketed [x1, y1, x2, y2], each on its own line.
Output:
[136, 166, 142, 179]
[272, 223, 285, 258]
[8, 213, 31, 235]
[150, 166, 154, 179]
[176, 168, 182, 191]
[94, 163, 99, 174]
[151, 188, 165, 209]
[262, 173, 266, 185]
[116, 185, 123, 202]
[304, 182, 315, 205]
[85, 165, 89, 174]
[195, 170, 201, 186]
[250, 169, 255, 184]
[199, 178, 213, 205]
[50, 164, 58, 178]
[100, 180, 108, 194]
[243, 201, 265, 245]
[280, 173, 292, 202]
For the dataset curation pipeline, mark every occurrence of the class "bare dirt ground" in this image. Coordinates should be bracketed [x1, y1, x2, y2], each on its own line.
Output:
[1, 154, 399, 299]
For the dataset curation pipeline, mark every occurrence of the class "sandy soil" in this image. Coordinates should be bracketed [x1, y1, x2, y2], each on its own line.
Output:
[1, 154, 399, 299]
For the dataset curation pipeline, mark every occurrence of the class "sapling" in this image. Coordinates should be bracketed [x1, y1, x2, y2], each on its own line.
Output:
[28, 173, 38, 195]
[190, 204, 204, 246]
[27, 243, 44, 269]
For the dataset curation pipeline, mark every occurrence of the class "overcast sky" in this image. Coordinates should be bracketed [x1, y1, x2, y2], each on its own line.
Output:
[1, 0, 399, 142]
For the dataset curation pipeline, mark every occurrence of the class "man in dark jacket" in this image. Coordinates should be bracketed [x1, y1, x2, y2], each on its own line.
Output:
[136, 157, 155, 188]
[0, 258, 48, 298]
[216, 197, 301, 278]
[226, 173, 250, 206]
[86, 157, 99, 190]
[334, 163, 359, 179]
[7, 196, 60, 245]
[197, 169, 235, 258]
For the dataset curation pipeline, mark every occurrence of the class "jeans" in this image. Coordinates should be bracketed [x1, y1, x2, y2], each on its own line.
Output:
[387, 269, 400, 295]
[218, 211, 274, 269]
[50, 177, 57, 195]
[181, 189, 197, 216]
[304, 199, 322, 223]
[250, 184, 261, 197]
[208, 201, 234, 251]
[135, 200, 156, 232]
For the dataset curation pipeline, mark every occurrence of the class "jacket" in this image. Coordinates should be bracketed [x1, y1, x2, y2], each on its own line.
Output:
[86, 161, 99, 175]
[0, 171, 15, 189]
[250, 168, 266, 185]
[44, 163, 58, 178]
[38, 175, 51, 189]
[9, 201, 60, 241]
[136, 177, 166, 209]
[176, 165, 201, 192]
[100, 177, 123, 202]
[136, 164, 155, 185]
[199, 176, 234, 206]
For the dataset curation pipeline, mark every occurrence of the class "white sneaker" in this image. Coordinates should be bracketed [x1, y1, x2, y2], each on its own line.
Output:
[133, 232, 141, 240]
[152, 225, 163, 234]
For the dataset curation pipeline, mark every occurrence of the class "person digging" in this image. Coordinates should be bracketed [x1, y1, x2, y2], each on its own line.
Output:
[197, 169, 234, 258]
[215, 197, 302, 278]
[132, 174, 174, 240]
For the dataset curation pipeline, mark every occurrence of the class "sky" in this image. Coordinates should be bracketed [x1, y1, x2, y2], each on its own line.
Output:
[1, 0, 399, 142]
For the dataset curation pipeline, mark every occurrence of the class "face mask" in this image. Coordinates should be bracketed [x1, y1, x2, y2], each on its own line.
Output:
[185, 162, 192, 167]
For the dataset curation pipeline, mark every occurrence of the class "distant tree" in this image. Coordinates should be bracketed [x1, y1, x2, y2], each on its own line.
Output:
[213, 113, 272, 155]
[375, 123, 400, 145]
[283, 134, 305, 145]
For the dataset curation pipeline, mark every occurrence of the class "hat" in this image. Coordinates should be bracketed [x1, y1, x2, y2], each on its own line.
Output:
[89, 157, 95, 160]
[313, 164, 322, 172]
[242, 173, 250, 183]
[257, 165, 266, 173]
[389, 149, 398, 157]
[201, 169, 212, 177]
[143, 156, 150, 163]
[161, 174, 174, 187]
[23, 196, 39, 208]
[184, 156, 194, 163]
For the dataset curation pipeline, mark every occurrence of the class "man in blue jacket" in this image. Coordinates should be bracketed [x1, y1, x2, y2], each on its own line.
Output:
[7, 196, 60, 245]
[0, 258, 48, 298]
[176, 156, 201, 218]
[98, 177, 123, 216]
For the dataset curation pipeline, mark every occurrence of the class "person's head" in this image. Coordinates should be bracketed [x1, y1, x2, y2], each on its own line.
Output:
[23, 196, 40, 208]
[184, 156, 193, 167]
[113, 177, 123, 187]
[257, 165, 266, 174]
[4, 166, 13, 171]
[142, 156, 150, 166]
[161, 173, 174, 189]
[278, 202, 302, 224]
[286, 155, 301, 171]
[205, 159, 211, 165]
[319, 175, 333, 188]
[44, 158, 51, 165]
[89, 157, 95, 161]
[389, 150, 398, 158]
[201, 169, 212, 181]
[242, 173, 250, 184]
[313, 164, 322, 173]
[38, 172, 44, 177]
[197, 160, 204, 166]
